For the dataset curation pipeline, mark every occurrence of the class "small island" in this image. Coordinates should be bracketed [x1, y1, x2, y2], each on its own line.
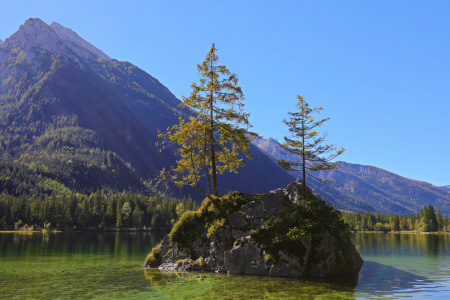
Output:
[144, 180, 363, 278]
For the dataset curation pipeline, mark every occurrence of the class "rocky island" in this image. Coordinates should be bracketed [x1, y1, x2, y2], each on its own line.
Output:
[144, 180, 363, 277]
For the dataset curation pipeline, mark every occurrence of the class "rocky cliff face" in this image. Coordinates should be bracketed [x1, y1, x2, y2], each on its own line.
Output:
[144, 180, 363, 278]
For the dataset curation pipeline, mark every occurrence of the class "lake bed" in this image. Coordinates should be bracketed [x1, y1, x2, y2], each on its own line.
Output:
[1, 232, 449, 299]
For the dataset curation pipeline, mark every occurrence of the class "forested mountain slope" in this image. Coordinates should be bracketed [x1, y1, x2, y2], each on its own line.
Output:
[0, 18, 294, 199]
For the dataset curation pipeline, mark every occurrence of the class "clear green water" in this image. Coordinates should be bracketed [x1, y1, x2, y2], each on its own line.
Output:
[1, 232, 449, 299]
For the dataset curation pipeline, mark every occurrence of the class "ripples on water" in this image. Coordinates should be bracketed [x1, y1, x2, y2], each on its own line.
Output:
[0, 232, 449, 299]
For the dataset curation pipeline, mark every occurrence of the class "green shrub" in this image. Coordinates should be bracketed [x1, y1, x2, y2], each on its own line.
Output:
[145, 246, 162, 267]
[198, 192, 256, 223]
[199, 257, 205, 267]
[251, 197, 349, 264]
[169, 210, 201, 249]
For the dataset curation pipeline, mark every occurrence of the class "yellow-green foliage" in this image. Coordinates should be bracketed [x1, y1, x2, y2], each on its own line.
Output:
[176, 259, 184, 267]
[169, 210, 200, 248]
[199, 257, 205, 267]
[207, 218, 226, 237]
[198, 191, 255, 223]
[168, 192, 255, 252]
[264, 252, 275, 264]
[145, 246, 162, 267]
[156, 44, 258, 195]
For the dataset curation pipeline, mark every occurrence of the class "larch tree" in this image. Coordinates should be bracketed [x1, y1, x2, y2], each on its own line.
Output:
[158, 43, 257, 197]
[277, 95, 345, 199]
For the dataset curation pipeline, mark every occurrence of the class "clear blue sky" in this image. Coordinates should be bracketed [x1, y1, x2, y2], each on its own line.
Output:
[1, 0, 449, 186]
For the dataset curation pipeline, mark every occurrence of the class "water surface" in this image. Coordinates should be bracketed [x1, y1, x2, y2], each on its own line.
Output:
[1, 231, 449, 299]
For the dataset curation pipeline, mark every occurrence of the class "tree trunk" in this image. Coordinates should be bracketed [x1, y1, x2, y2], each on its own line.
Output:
[209, 57, 218, 196]
[210, 120, 218, 196]
[302, 113, 306, 200]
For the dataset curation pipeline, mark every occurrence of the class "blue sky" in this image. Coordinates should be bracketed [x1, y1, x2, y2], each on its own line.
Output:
[1, 0, 449, 186]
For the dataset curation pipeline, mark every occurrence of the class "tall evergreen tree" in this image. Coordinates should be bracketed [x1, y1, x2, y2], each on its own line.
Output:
[277, 95, 345, 199]
[159, 44, 257, 196]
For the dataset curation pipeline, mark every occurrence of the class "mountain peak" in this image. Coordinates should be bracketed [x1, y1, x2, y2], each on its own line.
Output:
[49, 21, 109, 59]
[3, 18, 109, 65]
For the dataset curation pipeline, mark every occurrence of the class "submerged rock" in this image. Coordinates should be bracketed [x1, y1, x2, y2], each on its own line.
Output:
[143, 180, 363, 278]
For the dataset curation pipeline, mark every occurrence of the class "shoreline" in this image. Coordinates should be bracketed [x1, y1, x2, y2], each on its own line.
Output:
[353, 230, 450, 235]
[0, 228, 168, 233]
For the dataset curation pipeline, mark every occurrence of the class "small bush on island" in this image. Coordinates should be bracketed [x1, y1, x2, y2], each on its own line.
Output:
[169, 192, 256, 248]
[251, 197, 349, 264]
[145, 245, 162, 266]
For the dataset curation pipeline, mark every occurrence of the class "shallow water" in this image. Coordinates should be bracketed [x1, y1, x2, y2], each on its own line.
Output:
[0, 231, 449, 299]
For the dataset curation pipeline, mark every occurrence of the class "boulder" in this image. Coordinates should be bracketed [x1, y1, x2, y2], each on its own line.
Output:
[241, 201, 266, 219]
[260, 189, 287, 215]
[286, 180, 316, 203]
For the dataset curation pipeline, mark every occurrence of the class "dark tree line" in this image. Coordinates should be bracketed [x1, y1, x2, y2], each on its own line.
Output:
[341, 204, 448, 232]
[0, 190, 198, 231]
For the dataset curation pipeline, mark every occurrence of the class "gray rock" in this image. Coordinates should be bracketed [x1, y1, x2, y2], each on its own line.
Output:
[260, 189, 287, 215]
[223, 239, 264, 274]
[248, 218, 264, 229]
[241, 201, 266, 219]
[231, 229, 250, 239]
[228, 212, 246, 229]
[286, 180, 316, 203]
[270, 251, 303, 277]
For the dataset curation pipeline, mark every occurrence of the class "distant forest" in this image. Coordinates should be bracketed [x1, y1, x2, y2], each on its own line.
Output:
[342, 204, 449, 232]
[0, 190, 198, 231]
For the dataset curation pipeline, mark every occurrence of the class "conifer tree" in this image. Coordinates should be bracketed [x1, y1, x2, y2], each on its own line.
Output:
[159, 44, 257, 197]
[277, 95, 345, 199]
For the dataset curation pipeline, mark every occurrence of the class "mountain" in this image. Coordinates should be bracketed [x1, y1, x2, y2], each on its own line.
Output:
[255, 137, 450, 215]
[0, 18, 294, 199]
[254, 138, 374, 212]
[440, 186, 450, 193]
[0, 39, 4, 46]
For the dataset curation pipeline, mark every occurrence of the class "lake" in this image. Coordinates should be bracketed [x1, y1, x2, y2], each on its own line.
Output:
[1, 232, 450, 299]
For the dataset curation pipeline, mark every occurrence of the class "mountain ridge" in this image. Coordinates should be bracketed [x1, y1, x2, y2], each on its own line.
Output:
[255, 137, 450, 215]
[440, 185, 450, 193]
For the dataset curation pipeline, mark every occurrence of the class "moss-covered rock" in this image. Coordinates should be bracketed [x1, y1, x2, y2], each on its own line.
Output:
[143, 180, 363, 278]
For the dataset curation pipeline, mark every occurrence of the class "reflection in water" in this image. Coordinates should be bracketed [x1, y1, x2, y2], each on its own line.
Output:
[1, 232, 450, 299]
[353, 232, 450, 258]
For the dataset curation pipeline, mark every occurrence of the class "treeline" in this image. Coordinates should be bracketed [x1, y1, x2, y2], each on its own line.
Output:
[0, 190, 198, 231]
[342, 204, 449, 232]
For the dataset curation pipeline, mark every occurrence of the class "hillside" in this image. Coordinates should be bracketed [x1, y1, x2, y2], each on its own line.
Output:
[255, 137, 450, 215]
[0, 18, 294, 199]
[440, 186, 450, 193]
